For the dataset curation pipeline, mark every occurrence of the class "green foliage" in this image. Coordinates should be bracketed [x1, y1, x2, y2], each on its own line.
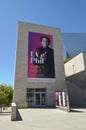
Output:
[64, 57, 71, 63]
[0, 84, 13, 107]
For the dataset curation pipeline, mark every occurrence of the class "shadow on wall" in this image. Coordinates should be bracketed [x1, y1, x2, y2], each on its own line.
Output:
[66, 71, 86, 108]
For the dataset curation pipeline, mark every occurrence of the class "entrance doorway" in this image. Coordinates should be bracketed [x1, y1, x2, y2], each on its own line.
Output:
[35, 93, 46, 105]
[27, 88, 46, 107]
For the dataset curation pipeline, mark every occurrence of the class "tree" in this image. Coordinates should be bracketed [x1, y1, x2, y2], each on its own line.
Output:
[64, 57, 71, 64]
[0, 84, 13, 113]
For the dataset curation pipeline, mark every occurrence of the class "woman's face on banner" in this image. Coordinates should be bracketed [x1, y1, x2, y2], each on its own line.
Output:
[41, 38, 49, 48]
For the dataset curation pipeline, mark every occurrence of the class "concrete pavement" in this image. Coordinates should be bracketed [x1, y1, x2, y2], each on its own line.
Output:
[0, 108, 86, 130]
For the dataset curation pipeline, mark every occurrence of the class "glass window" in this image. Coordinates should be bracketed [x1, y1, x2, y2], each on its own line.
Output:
[35, 88, 46, 92]
[27, 92, 34, 101]
[27, 88, 34, 92]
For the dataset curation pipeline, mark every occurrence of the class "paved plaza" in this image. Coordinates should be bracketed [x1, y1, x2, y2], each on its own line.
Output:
[0, 107, 86, 130]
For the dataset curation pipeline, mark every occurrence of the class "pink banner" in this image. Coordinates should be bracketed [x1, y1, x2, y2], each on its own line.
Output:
[28, 32, 55, 78]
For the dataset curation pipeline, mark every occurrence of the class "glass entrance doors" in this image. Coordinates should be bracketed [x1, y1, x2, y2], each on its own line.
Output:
[35, 93, 40, 105]
[35, 93, 46, 105]
[27, 88, 46, 107]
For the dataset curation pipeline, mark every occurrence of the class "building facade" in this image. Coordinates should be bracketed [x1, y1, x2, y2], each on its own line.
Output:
[13, 22, 69, 109]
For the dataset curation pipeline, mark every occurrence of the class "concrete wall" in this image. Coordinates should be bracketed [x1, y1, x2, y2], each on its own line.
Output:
[65, 53, 86, 107]
[13, 22, 68, 108]
[83, 53, 86, 67]
[66, 80, 84, 107]
[64, 53, 85, 77]
[11, 102, 17, 121]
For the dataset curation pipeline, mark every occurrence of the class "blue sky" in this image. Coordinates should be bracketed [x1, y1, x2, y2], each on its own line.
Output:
[0, 0, 86, 86]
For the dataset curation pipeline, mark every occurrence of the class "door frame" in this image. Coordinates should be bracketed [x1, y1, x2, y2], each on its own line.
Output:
[34, 92, 46, 107]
